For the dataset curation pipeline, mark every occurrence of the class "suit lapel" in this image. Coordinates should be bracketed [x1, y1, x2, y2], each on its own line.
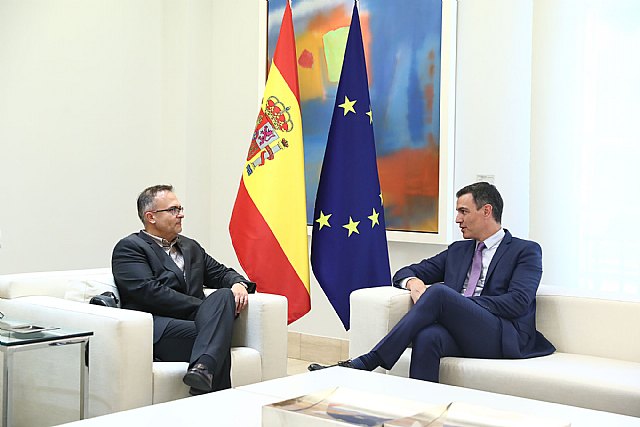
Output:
[485, 229, 512, 284]
[138, 232, 187, 288]
[177, 238, 191, 291]
[456, 241, 476, 291]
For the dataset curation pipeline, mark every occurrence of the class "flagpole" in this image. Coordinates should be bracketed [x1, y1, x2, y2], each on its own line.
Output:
[265, 0, 269, 83]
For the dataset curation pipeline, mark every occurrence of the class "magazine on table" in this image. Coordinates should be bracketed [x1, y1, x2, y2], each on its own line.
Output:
[262, 387, 571, 427]
[0, 319, 58, 334]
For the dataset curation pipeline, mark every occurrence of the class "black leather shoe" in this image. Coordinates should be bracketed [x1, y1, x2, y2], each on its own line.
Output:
[308, 359, 356, 371]
[337, 360, 356, 368]
[183, 363, 213, 392]
[307, 362, 327, 371]
[188, 387, 210, 396]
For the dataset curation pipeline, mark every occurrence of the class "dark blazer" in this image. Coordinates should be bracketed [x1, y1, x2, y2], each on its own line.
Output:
[112, 231, 255, 343]
[393, 229, 554, 359]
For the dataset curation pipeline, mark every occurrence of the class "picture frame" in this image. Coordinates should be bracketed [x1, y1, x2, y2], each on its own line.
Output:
[261, 0, 457, 244]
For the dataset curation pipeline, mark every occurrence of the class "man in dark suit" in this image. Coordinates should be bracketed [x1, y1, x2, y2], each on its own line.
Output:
[112, 184, 255, 395]
[310, 182, 555, 381]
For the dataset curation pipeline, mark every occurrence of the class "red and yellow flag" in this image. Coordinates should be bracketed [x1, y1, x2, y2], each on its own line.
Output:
[229, 1, 310, 324]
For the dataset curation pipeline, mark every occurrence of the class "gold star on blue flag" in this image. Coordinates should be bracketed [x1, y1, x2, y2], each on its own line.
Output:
[311, 4, 392, 330]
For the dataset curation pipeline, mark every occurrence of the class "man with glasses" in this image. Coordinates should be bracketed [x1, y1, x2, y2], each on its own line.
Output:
[112, 184, 255, 395]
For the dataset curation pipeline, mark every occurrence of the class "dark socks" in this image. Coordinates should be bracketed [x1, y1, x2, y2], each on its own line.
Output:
[196, 354, 217, 374]
[351, 351, 382, 371]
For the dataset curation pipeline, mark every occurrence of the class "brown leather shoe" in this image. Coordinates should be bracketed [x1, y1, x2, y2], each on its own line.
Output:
[183, 363, 213, 392]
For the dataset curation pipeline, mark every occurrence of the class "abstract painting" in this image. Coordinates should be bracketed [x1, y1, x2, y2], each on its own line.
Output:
[267, 0, 454, 238]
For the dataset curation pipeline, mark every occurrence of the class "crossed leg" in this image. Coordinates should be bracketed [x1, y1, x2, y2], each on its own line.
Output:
[372, 284, 503, 382]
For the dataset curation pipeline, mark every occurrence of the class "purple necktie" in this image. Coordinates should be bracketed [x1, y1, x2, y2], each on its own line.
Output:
[464, 242, 486, 297]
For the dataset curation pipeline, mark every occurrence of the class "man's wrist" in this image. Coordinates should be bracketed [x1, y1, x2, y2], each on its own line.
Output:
[400, 277, 417, 290]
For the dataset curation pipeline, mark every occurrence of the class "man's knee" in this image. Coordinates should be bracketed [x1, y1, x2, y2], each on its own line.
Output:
[205, 288, 234, 305]
[413, 325, 446, 348]
[198, 289, 236, 319]
[415, 283, 458, 309]
[413, 325, 459, 357]
[195, 288, 236, 328]
[424, 283, 456, 298]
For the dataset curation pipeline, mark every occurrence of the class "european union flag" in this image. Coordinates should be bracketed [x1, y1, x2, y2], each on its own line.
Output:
[311, 4, 392, 330]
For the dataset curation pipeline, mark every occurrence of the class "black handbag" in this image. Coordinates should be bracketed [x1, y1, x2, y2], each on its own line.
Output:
[89, 291, 120, 308]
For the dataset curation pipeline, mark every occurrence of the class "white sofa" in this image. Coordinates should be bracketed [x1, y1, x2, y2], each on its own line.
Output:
[350, 286, 640, 418]
[0, 268, 288, 426]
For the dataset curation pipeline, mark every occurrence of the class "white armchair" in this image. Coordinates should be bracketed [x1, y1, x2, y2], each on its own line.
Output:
[0, 268, 287, 426]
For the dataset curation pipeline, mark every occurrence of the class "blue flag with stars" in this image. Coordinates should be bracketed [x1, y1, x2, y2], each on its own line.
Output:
[311, 4, 392, 330]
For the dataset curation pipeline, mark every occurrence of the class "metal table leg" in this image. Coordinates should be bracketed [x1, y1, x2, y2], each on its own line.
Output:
[79, 339, 89, 419]
[2, 350, 13, 427]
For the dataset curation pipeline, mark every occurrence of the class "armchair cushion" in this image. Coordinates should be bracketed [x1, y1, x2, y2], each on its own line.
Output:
[0, 268, 115, 300]
[65, 279, 120, 306]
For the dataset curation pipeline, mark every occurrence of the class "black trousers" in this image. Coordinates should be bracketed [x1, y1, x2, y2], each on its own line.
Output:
[153, 288, 236, 391]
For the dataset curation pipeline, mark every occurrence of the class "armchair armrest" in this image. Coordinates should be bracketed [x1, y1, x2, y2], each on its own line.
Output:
[231, 292, 288, 380]
[0, 296, 154, 418]
[349, 287, 412, 358]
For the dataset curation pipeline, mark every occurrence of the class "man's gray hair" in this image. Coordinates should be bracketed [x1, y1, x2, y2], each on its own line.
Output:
[137, 184, 174, 224]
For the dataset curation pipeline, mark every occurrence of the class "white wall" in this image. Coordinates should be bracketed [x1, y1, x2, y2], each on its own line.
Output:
[208, 1, 265, 282]
[0, 0, 216, 272]
[530, 0, 640, 298]
[455, 0, 533, 238]
[530, 0, 589, 288]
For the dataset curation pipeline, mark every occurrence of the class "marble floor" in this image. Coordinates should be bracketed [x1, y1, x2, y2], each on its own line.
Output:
[286, 332, 348, 376]
[287, 357, 313, 375]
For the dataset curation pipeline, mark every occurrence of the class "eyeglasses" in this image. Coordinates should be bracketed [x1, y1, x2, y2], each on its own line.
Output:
[150, 206, 184, 216]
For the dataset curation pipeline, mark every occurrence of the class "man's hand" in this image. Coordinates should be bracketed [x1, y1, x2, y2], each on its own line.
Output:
[231, 283, 249, 315]
[406, 278, 427, 304]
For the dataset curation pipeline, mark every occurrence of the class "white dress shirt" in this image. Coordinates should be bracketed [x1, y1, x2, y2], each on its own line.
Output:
[401, 228, 506, 297]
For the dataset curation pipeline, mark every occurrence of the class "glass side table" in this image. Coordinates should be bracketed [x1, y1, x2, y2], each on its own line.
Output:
[0, 325, 93, 427]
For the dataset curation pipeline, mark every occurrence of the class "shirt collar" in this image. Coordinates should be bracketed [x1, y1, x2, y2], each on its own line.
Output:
[142, 230, 179, 249]
[479, 228, 505, 250]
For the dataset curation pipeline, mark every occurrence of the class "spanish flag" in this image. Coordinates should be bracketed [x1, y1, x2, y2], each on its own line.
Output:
[229, 1, 310, 324]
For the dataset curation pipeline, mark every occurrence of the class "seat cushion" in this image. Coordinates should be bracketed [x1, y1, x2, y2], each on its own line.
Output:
[440, 352, 640, 417]
[388, 349, 640, 417]
[64, 278, 120, 305]
[152, 362, 190, 404]
[230, 347, 262, 387]
[151, 347, 262, 404]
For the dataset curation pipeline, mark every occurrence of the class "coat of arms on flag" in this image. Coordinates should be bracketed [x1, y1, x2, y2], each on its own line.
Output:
[246, 96, 294, 176]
